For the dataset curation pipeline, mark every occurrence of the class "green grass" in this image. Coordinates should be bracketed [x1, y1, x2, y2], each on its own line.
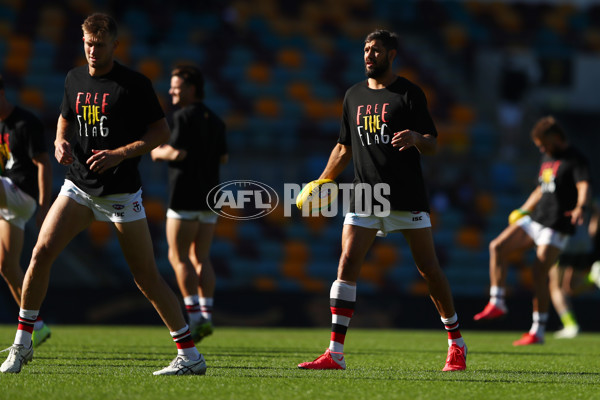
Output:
[0, 325, 599, 399]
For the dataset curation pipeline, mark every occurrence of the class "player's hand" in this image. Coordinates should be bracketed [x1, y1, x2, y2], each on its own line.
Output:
[508, 208, 529, 225]
[391, 130, 417, 151]
[150, 146, 163, 161]
[565, 206, 585, 226]
[87, 149, 124, 174]
[55, 141, 74, 165]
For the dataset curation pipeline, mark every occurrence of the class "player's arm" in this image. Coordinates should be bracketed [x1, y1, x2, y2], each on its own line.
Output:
[566, 180, 591, 225]
[55, 115, 74, 165]
[150, 144, 187, 162]
[509, 186, 542, 224]
[87, 117, 170, 174]
[520, 186, 543, 212]
[391, 131, 437, 155]
[318, 143, 352, 180]
[220, 154, 228, 164]
[31, 152, 52, 227]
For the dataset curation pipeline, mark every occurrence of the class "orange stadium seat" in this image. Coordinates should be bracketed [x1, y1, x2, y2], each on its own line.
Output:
[88, 220, 112, 247]
[277, 48, 303, 69]
[255, 98, 280, 118]
[36, 6, 66, 44]
[19, 87, 44, 110]
[5, 36, 31, 76]
[137, 58, 162, 81]
[456, 226, 483, 250]
[246, 62, 271, 84]
[287, 82, 311, 101]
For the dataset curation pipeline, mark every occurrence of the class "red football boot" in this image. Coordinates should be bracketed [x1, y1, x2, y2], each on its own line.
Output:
[473, 303, 507, 321]
[298, 349, 346, 370]
[443, 343, 467, 371]
[513, 333, 544, 346]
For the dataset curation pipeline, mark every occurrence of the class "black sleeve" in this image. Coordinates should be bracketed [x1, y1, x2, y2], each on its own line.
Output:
[337, 93, 352, 145]
[214, 116, 227, 156]
[60, 74, 73, 119]
[133, 76, 165, 126]
[572, 153, 591, 184]
[410, 86, 437, 138]
[25, 114, 47, 158]
[168, 110, 187, 149]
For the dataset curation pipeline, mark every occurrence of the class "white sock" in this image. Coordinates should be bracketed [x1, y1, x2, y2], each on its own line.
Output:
[529, 312, 548, 338]
[441, 313, 465, 347]
[328, 280, 356, 355]
[490, 286, 506, 310]
[170, 325, 200, 360]
[184, 295, 203, 325]
[34, 317, 44, 331]
[200, 297, 214, 321]
[15, 309, 38, 347]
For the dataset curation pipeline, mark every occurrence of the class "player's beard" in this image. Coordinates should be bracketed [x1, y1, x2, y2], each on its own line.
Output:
[365, 58, 390, 79]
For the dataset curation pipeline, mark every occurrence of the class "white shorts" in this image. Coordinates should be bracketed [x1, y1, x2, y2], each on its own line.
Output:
[0, 177, 37, 229]
[344, 211, 431, 237]
[166, 209, 218, 224]
[517, 215, 569, 250]
[59, 179, 146, 223]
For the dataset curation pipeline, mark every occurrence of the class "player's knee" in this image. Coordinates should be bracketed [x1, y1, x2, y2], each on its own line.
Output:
[30, 243, 55, 267]
[168, 248, 187, 266]
[416, 260, 444, 281]
[0, 261, 9, 277]
[489, 237, 504, 254]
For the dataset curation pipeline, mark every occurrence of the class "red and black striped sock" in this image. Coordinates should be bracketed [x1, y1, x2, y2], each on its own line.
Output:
[442, 314, 465, 347]
[328, 281, 356, 354]
[170, 325, 200, 360]
[14, 309, 38, 347]
[184, 295, 202, 326]
[200, 297, 213, 322]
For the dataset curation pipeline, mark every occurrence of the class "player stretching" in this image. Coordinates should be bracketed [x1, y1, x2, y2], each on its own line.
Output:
[0, 75, 52, 347]
[474, 116, 590, 346]
[0, 13, 205, 375]
[151, 65, 227, 342]
[298, 30, 466, 372]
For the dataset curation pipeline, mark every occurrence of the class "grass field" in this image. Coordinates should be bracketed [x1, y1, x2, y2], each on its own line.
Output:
[0, 325, 599, 400]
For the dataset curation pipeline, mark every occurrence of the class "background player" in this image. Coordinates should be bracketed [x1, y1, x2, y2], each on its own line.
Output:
[474, 116, 591, 346]
[151, 65, 227, 342]
[297, 29, 466, 372]
[1, 13, 205, 375]
[0, 74, 52, 347]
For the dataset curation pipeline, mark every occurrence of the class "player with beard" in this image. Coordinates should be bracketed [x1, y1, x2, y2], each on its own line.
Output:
[474, 116, 591, 346]
[297, 29, 467, 371]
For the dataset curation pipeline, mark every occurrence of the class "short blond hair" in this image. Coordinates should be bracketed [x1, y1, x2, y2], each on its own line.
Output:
[82, 13, 117, 39]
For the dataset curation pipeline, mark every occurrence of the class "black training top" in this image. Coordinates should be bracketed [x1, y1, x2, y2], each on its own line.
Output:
[167, 102, 227, 211]
[60, 62, 165, 196]
[530, 146, 590, 234]
[0, 106, 47, 199]
[338, 77, 437, 213]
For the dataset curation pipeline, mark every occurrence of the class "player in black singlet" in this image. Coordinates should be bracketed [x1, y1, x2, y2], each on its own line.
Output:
[0, 74, 52, 348]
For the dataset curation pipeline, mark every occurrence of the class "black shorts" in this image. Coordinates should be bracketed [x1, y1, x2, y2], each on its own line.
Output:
[558, 253, 592, 270]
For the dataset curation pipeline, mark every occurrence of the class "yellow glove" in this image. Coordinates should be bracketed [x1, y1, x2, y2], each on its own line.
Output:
[508, 208, 530, 225]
